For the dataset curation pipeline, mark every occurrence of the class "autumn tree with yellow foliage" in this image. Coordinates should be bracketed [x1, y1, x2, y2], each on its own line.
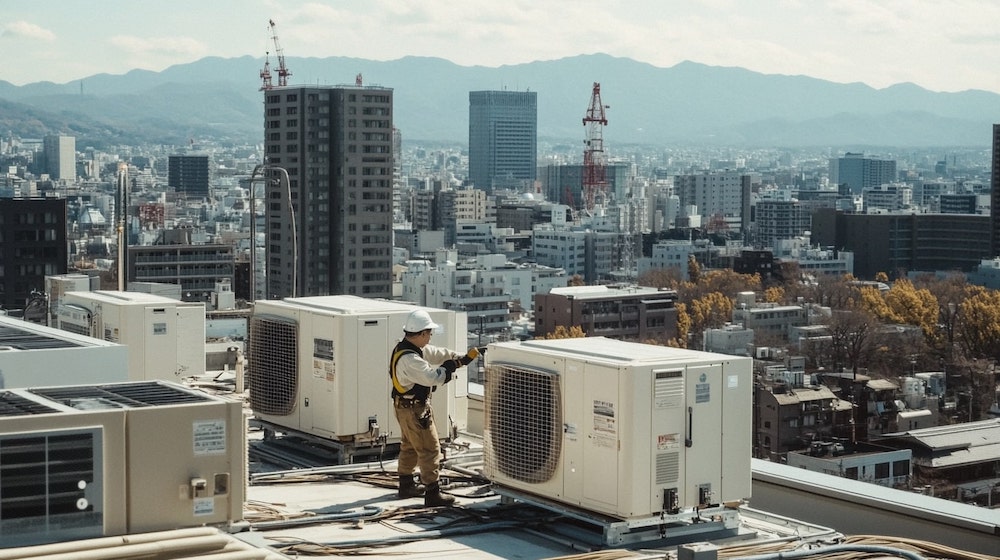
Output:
[543, 325, 586, 340]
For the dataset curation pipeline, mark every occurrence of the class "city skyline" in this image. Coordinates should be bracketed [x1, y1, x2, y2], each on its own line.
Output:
[5, 1, 1000, 96]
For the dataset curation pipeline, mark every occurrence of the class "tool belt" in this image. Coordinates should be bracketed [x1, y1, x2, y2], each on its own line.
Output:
[394, 396, 426, 408]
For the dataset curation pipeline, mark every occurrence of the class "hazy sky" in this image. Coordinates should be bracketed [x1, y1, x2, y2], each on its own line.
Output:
[4, 0, 1000, 93]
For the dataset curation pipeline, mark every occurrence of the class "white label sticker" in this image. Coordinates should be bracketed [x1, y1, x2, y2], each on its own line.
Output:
[728, 375, 739, 389]
[193, 420, 226, 455]
[193, 497, 215, 516]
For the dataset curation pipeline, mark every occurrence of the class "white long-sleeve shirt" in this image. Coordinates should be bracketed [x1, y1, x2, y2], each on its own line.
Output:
[394, 344, 460, 392]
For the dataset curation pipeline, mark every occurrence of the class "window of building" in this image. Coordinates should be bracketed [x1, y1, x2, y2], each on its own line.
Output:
[892, 460, 909, 477]
[845, 467, 858, 480]
[875, 462, 890, 479]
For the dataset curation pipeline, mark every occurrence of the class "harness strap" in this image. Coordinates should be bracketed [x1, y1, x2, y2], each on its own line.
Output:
[390, 348, 416, 395]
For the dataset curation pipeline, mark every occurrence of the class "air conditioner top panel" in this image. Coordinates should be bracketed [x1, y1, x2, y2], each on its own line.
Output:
[269, 295, 424, 315]
[509, 337, 746, 366]
[67, 290, 181, 305]
[0, 391, 63, 416]
[26, 380, 219, 410]
[0, 315, 116, 349]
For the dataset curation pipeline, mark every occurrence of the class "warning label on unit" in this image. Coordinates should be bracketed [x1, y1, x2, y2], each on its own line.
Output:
[695, 383, 711, 403]
[193, 420, 227, 455]
[657, 433, 680, 450]
[193, 497, 215, 516]
[592, 399, 617, 449]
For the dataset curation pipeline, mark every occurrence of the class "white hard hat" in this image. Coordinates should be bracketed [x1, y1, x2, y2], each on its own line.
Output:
[404, 309, 440, 333]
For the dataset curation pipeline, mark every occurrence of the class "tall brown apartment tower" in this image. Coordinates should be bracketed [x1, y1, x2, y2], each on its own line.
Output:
[263, 86, 394, 299]
[992, 124, 1000, 258]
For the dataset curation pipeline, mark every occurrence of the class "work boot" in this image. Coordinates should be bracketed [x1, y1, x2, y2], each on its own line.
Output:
[423, 481, 456, 507]
[398, 474, 425, 498]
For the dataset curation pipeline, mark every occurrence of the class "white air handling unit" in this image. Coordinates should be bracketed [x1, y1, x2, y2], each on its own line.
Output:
[0, 380, 246, 548]
[248, 296, 467, 451]
[484, 337, 752, 521]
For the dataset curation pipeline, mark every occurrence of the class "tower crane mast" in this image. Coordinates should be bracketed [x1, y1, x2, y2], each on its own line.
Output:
[582, 82, 609, 212]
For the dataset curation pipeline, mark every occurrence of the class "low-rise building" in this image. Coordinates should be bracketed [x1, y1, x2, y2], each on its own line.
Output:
[534, 284, 678, 341]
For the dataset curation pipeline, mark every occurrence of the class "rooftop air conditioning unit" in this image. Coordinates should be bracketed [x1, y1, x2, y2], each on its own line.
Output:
[248, 296, 466, 453]
[483, 337, 752, 520]
[54, 291, 206, 382]
[0, 380, 246, 548]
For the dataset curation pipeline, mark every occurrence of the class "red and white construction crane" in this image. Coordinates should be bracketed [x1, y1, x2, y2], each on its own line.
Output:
[582, 82, 609, 212]
[268, 19, 291, 87]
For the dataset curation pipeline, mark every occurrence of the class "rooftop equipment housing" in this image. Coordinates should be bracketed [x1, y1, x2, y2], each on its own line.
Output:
[0, 380, 246, 548]
[54, 290, 206, 382]
[484, 337, 752, 521]
[248, 296, 467, 460]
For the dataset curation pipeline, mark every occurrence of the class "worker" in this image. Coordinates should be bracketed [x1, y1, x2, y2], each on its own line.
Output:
[390, 309, 478, 507]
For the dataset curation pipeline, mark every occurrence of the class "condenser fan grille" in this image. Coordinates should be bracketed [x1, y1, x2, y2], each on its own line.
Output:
[0, 393, 60, 417]
[248, 315, 298, 416]
[30, 382, 210, 409]
[484, 363, 562, 484]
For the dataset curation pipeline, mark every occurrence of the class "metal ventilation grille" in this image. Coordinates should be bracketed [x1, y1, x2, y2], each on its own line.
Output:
[0, 324, 81, 349]
[656, 451, 680, 484]
[0, 428, 102, 536]
[0, 393, 61, 417]
[484, 363, 562, 484]
[30, 381, 211, 410]
[248, 315, 298, 416]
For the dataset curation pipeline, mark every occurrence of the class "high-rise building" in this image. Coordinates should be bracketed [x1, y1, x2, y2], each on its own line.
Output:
[991, 124, 1000, 257]
[468, 90, 537, 193]
[829, 152, 897, 194]
[168, 155, 210, 198]
[0, 197, 68, 312]
[673, 171, 753, 233]
[263, 86, 394, 299]
[43, 135, 75, 181]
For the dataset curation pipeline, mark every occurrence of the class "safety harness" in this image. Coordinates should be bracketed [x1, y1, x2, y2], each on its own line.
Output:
[390, 338, 432, 401]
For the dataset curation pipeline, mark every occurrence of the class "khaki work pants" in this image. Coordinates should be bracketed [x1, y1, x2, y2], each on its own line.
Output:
[394, 401, 442, 485]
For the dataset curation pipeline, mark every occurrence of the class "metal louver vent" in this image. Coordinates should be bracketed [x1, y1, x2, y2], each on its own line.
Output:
[30, 381, 210, 410]
[656, 451, 680, 484]
[0, 393, 61, 417]
[484, 363, 562, 484]
[0, 428, 103, 543]
[248, 315, 298, 416]
[0, 324, 82, 350]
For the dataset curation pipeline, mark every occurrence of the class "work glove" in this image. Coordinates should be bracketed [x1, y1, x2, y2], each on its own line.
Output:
[441, 359, 459, 384]
[458, 347, 480, 366]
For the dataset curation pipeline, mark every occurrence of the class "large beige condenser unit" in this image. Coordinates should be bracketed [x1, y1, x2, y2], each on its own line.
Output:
[0, 381, 246, 548]
[248, 296, 467, 453]
[483, 337, 752, 521]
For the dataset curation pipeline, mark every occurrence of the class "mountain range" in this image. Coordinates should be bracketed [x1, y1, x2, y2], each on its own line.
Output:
[2, 53, 1000, 149]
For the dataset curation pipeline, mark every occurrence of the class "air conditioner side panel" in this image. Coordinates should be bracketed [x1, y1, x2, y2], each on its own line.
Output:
[580, 361, 620, 510]
[720, 357, 753, 503]
[124, 400, 246, 533]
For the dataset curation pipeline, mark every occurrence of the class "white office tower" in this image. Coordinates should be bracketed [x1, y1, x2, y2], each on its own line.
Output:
[0, 380, 245, 547]
[248, 296, 467, 461]
[54, 291, 207, 381]
[484, 337, 752, 521]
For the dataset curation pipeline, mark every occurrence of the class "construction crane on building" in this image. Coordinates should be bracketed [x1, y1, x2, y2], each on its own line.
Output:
[582, 82, 609, 212]
[268, 19, 291, 87]
[259, 49, 272, 91]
